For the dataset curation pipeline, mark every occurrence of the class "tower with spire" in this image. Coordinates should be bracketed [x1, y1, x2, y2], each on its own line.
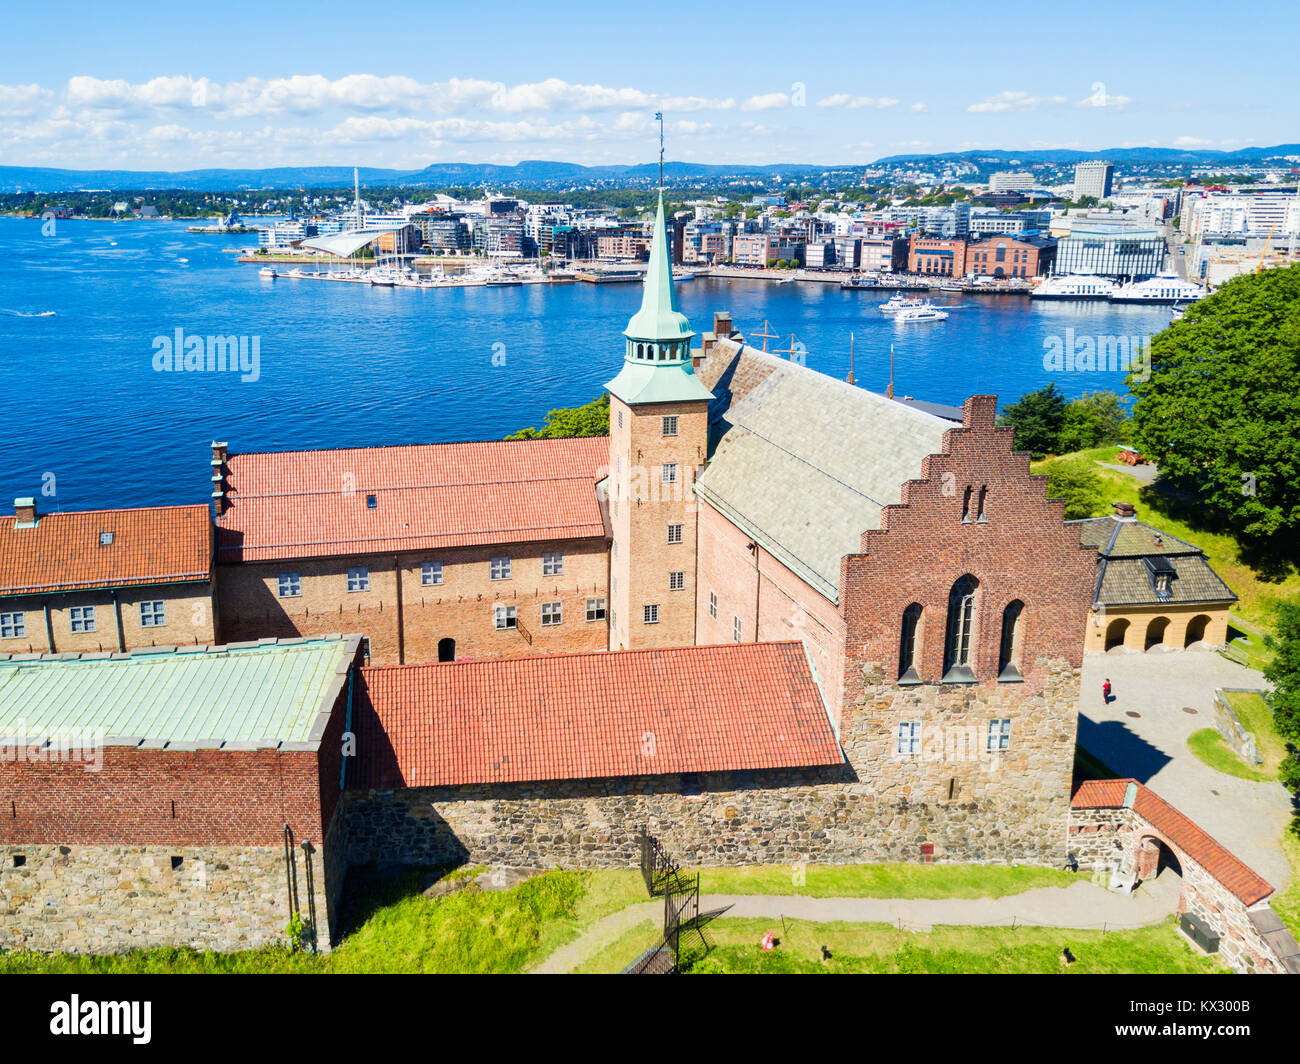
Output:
[605, 130, 713, 650]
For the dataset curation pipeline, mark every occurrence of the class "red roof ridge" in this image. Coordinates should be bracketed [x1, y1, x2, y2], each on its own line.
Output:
[222, 470, 604, 504]
[0, 501, 210, 521]
[226, 434, 610, 461]
[361, 638, 809, 676]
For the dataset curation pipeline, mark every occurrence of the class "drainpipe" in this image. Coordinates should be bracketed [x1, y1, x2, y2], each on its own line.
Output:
[42, 601, 55, 653]
[111, 590, 125, 652]
[393, 556, 405, 665]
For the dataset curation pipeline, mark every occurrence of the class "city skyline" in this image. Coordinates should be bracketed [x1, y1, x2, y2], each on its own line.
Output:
[3, 0, 1297, 170]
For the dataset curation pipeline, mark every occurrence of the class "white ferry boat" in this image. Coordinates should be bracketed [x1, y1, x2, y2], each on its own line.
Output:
[880, 292, 927, 314]
[894, 302, 949, 323]
[1109, 273, 1206, 305]
[1029, 274, 1118, 300]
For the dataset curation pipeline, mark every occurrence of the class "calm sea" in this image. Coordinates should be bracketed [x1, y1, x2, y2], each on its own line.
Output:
[0, 216, 1173, 512]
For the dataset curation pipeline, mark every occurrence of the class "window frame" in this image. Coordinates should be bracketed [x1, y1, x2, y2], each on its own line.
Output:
[987, 718, 1012, 752]
[897, 720, 922, 756]
[490, 556, 513, 581]
[666, 523, 683, 544]
[346, 566, 370, 593]
[494, 604, 518, 630]
[643, 603, 660, 625]
[542, 552, 564, 577]
[69, 605, 97, 633]
[139, 600, 167, 627]
[0, 611, 27, 639]
[585, 597, 607, 622]
[540, 601, 563, 627]
[662, 415, 679, 437]
[421, 561, 444, 586]
[277, 572, 302, 598]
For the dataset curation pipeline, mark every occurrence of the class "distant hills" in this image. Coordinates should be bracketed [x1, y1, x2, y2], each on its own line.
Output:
[2, 144, 1297, 192]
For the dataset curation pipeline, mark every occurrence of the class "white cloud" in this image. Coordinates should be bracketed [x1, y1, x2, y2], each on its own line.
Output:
[0, 83, 55, 117]
[910, 102, 928, 113]
[816, 94, 899, 109]
[741, 92, 790, 112]
[967, 91, 1069, 113]
[1174, 135, 1213, 146]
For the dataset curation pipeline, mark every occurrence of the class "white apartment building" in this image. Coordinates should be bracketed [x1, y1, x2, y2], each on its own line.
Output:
[1073, 160, 1114, 200]
[1184, 192, 1300, 241]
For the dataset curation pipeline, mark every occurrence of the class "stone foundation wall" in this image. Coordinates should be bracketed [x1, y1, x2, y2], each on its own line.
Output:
[338, 768, 1072, 870]
[1213, 688, 1263, 765]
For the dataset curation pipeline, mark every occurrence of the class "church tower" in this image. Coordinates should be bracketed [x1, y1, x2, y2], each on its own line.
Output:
[606, 190, 713, 650]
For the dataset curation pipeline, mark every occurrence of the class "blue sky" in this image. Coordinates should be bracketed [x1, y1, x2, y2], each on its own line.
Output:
[3, 0, 1296, 170]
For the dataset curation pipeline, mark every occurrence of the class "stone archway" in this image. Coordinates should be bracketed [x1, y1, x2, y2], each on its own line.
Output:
[1184, 614, 1211, 647]
[1145, 616, 1170, 650]
[1105, 617, 1130, 650]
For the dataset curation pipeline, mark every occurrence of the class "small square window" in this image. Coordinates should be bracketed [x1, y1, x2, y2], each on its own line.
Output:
[662, 463, 678, 485]
[421, 561, 443, 586]
[277, 572, 301, 598]
[662, 415, 678, 437]
[490, 556, 512, 581]
[494, 604, 517, 630]
[643, 604, 660, 624]
[346, 567, 370, 592]
[541, 601, 562, 626]
[69, 606, 96, 633]
[987, 718, 1011, 752]
[586, 597, 607, 622]
[366, 493, 378, 509]
[708, 591, 717, 619]
[140, 600, 166, 627]
[666, 524, 683, 544]
[1, 611, 27, 639]
[99, 531, 114, 546]
[669, 571, 685, 591]
[733, 615, 743, 642]
[542, 552, 564, 576]
[897, 721, 922, 756]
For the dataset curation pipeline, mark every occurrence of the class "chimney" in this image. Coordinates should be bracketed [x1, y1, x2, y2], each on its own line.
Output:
[13, 497, 37, 528]
[713, 311, 733, 339]
[211, 441, 229, 515]
[1113, 501, 1136, 519]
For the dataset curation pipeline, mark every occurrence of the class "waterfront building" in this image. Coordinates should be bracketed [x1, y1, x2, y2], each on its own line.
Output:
[1182, 190, 1300, 241]
[907, 234, 968, 275]
[970, 208, 1051, 236]
[1054, 218, 1164, 279]
[1073, 160, 1115, 200]
[858, 236, 907, 273]
[966, 234, 1056, 278]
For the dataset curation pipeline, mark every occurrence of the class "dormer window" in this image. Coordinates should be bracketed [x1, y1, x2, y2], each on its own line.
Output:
[1144, 556, 1176, 601]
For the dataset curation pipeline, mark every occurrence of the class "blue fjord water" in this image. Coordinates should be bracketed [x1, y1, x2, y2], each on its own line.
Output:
[0, 217, 1173, 512]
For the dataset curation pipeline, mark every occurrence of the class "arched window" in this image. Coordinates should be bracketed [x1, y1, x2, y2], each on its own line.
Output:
[637, 343, 644, 359]
[943, 575, 979, 682]
[961, 486, 973, 523]
[998, 600, 1024, 681]
[899, 603, 923, 684]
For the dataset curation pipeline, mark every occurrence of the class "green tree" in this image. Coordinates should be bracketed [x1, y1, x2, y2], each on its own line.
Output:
[1039, 458, 1108, 519]
[1058, 390, 1129, 452]
[1129, 265, 1300, 557]
[506, 394, 609, 440]
[998, 383, 1068, 459]
[1263, 597, 1300, 795]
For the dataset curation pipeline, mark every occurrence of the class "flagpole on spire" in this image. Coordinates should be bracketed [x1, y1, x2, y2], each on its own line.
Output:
[655, 111, 664, 191]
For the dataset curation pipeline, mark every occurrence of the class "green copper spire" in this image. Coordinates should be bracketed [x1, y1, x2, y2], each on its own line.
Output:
[606, 190, 712, 406]
[624, 192, 692, 342]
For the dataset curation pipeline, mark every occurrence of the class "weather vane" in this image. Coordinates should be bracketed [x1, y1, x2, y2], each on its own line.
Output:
[655, 111, 664, 190]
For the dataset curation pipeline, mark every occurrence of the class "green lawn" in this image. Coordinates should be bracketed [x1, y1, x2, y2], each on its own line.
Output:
[1185, 690, 1287, 783]
[584, 916, 1222, 975]
[678, 862, 1073, 899]
[1032, 446, 1300, 634]
[1186, 728, 1274, 782]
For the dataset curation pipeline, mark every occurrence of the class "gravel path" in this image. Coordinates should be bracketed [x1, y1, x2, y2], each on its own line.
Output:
[530, 874, 1180, 974]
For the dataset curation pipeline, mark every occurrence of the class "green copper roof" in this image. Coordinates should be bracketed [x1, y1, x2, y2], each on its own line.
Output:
[606, 358, 714, 405]
[624, 192, 693, 341]
[0, 637, 356, 749]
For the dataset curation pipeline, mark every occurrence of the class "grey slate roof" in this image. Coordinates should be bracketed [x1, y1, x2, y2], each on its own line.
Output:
[695, 340, 951, 602]
[1068, 515, 1237, 607]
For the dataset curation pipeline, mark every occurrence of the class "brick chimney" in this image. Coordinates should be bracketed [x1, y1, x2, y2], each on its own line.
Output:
[211, 441, 229, 515]
[698, 310, 734, 367]
[1113, 501, 1137, 519]
[13, 497, 37, 528]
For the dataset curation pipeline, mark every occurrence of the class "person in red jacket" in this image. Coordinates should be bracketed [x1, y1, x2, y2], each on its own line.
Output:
[1103, 678, 1112, 704]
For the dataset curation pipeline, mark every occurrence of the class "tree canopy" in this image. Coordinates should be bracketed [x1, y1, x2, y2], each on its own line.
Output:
[1263, 596, 1300, 795]
[1129, 265, 1300, 559]
[506, 394, 609, 440]
[998, 383, 1067, 459]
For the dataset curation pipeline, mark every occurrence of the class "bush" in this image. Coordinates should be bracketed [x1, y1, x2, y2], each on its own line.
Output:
[1039, 458, 1107, 519]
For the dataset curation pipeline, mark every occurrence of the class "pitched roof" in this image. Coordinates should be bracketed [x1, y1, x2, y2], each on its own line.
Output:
[215, 436, 608, 563]
[0, 637, 356, 748]
[1068, 515, 1237, 607]
[695, 341, 951, 601]
[0, 504, 212, 597]
[350, 641, 843, 789]
[1071, 778, 1272, 905]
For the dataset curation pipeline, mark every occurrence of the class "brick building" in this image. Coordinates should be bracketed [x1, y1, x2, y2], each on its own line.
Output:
[0, 637, 362, 952]
[966, 234, 1056, 278]
[908, 235, 968, 276]
[212, 438, 610, 666]
[0, 499, 216, 655]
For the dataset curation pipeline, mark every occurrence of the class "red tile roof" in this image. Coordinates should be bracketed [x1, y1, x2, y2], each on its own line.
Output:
[1072, 778, 1274, 905]
[216, 436, 609, 563]
[0, 504, 212, 596]
[351, 641, 843, 788]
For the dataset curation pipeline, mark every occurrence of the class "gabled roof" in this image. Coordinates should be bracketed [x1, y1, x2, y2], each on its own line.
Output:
[216, 436, 608, 563]
[1072, 778, 1272, 905]
[0, 637, 356, 749]
[350, 641, 843, 789]
[695, 341, 951, 601]
[0, 504, 212, 597]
